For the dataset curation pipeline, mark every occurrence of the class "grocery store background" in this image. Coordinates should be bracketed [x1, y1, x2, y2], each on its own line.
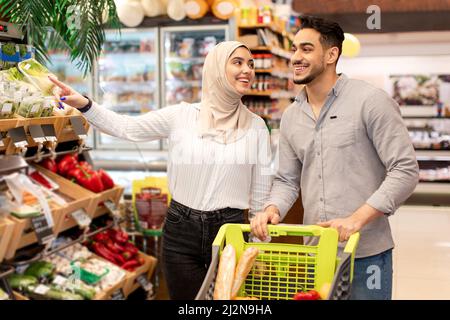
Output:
[1, 0, 450, 300]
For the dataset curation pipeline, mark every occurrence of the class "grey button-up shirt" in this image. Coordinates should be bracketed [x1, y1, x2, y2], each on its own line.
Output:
[267, 74, 419, 258]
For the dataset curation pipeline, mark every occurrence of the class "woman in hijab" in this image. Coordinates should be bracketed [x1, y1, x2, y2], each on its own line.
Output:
[49, 41, 273, 300]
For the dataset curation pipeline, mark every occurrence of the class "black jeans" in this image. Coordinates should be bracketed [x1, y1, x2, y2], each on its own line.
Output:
[161, 199, 245, 300]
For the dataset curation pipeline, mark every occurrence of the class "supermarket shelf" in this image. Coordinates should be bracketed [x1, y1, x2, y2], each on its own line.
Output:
[249, 46, 292, 60]
[415, 150, 450, 160]
[400, 106, 438, 117]
[238, 24, 294, 41]
[414, 182, 450, 195]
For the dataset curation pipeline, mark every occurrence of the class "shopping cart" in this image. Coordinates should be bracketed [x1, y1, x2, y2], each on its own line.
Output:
[196, 224, 360, 300]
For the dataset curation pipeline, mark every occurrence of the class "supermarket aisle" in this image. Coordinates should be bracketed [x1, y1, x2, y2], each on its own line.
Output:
[390, 205, 450, 300]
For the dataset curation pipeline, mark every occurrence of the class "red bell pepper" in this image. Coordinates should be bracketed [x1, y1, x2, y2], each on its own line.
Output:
[293, 290, 321, 300]
[78, 161, 93, 172]
[57, 154, 78, 176]
[77, 167, 104, 193]
[40, 158, 57, 173]
[98, 169, 114, 190]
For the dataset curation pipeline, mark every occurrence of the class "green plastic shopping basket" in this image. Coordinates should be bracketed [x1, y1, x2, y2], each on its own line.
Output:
[195, 223, 360, 300]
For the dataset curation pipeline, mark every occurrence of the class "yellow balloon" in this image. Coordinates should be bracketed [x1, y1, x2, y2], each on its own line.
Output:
[342, 33, 361, 58]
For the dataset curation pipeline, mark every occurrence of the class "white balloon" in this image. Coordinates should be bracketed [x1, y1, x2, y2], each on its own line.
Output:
[116, 0, 145, 27]
[167, 0, 186, 21]
[141, 0, 163, 17]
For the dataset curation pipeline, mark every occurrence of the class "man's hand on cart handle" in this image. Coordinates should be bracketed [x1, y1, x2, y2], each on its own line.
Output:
[49, 75, 89, 109]
[317, 203, 384, 242]
[251, 205, 281, 241]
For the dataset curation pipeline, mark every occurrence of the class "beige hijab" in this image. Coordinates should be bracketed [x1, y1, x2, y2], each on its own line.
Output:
[198, 41, 253, 144]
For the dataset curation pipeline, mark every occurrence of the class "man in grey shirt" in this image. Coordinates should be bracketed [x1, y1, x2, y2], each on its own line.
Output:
[251, 16, 419, 300]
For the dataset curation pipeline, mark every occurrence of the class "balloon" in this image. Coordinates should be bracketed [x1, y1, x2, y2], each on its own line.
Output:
[211, 0, 237, 20]
[342, 33, 361, 58]
[167, 0, 186, 21]
[185, 0, 209, 19]
[141, 0, 164, 17]
[116, 0, 145, 27]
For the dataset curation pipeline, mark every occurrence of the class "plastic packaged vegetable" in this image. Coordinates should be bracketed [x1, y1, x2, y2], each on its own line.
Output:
[41, 96, 56, 117]
[16, 95, 43, 118]
[18, 58, 58, 96]
[0, 96, 16, 119]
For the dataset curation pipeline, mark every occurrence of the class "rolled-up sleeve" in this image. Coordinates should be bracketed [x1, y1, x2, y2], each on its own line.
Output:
[264, 115, 303, 220]
[364, 89, 420, 215]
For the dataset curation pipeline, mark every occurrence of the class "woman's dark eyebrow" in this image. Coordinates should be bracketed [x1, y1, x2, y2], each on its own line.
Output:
[231, 57, 254, 63]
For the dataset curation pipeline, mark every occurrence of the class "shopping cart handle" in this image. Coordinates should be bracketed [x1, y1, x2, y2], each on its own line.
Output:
[344, 232, 360, 255]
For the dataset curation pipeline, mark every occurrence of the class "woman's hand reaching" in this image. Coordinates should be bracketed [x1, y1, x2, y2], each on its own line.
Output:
[48, 75, 90, 109]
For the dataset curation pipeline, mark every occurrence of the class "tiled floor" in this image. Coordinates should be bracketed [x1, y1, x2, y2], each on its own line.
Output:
[390, 205, 450, 300]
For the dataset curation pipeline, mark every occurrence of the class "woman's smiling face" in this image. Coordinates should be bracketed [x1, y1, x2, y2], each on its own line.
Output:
[225, 47, 255, 95]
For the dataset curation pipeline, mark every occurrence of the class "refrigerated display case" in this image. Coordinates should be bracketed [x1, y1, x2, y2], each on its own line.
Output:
[95, 28, 160, 150]
[160, 25, 229, 108]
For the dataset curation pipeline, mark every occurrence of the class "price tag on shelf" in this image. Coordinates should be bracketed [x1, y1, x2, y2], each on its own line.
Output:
[8, 127, 28, 148]
[41, 124, 57, 142]
[136, 274, 153, 293]
[1, 102, 13, 113]
[52, 275, 68, 286]
[70, 116, 88, 140]
[104, 200, 121, 225]
[70, 209, 92, 228]
[34, 284, 50, 295]
[31, 214, 55, 245]
[110, 289, 125, 300]
[29, 125, 47, 144]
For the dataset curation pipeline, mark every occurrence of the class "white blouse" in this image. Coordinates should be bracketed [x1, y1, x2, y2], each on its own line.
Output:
[83, 102, 273, 217]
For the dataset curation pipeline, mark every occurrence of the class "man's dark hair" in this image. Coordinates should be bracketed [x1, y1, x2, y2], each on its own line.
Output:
[299, 15, 345, 61]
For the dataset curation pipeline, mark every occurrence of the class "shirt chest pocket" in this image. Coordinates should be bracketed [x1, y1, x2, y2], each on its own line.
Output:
[325, 118, 356, 148]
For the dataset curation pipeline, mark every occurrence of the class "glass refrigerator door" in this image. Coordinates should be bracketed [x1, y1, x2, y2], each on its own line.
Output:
[161, 25, 228, 108]
[47, 51, 94, 147]
[96, 28, 159, 150]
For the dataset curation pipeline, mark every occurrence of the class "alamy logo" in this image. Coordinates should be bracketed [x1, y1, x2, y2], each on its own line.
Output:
[366, 265, 381, 290]
[366, 5, 381, 30]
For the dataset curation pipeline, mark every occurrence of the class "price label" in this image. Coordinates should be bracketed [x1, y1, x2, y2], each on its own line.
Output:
[70, 116, 88, 139]
[34, 284, 50, 295]
[136, 274, 153, 293]
[104, 200, 121, 225]
[71, 209, 92, 228]
[1, 103, 12, 113]
[31, 104, 40, 113]
[29, 125, 46, 144]
[53, 275, 68, 286]
[8, 127, 27, 147]
[31, 214, 55, 245]
[110, 289, 125, 300]
[41, 124, 57, 142]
